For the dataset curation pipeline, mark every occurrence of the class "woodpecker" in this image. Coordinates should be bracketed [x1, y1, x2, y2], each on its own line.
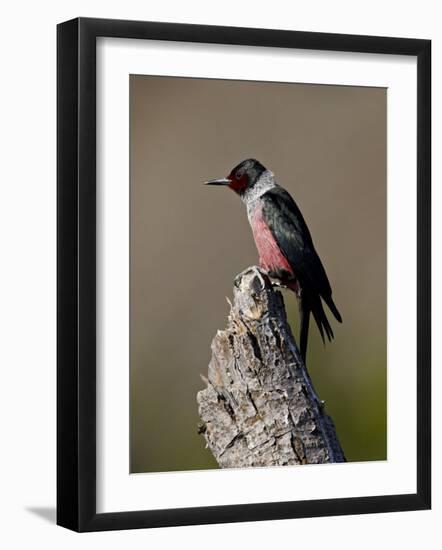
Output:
[206, 158, 342, 363]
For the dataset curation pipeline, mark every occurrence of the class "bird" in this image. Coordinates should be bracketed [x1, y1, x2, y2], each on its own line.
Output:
[205, 158, 342, 364]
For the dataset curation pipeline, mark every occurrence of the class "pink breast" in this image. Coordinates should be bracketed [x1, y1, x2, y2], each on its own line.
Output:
[250, 207, 293, 276]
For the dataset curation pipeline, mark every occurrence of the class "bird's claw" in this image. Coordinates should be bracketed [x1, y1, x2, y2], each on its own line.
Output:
[271, 281, 288, 289]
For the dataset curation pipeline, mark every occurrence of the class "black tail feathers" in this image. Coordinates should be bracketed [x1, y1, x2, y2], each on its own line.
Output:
[324, 295, 342, 324]
[299, 297, 310, 363]
[299, 292, 341, 363]
[311, 295, 334, 343]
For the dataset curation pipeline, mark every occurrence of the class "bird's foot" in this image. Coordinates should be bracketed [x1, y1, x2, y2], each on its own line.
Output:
[271, 281, 288, 290]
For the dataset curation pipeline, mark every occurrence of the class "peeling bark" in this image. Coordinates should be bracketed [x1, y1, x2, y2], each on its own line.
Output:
[197, 266, 345, 468]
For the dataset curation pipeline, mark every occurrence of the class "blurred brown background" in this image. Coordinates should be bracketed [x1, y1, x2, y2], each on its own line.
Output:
[130, 75, 386, 473]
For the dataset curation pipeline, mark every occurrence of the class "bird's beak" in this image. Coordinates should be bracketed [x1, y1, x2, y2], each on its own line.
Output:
[205, 177, 231, 186]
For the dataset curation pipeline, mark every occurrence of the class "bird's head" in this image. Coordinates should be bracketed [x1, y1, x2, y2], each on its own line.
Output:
[205, 158, 267, 195]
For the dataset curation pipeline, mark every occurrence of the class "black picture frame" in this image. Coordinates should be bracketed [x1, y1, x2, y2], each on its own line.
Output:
[57, 17, 431, 532]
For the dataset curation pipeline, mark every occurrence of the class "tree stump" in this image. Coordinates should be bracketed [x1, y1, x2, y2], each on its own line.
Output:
[197, 266, 345, 468]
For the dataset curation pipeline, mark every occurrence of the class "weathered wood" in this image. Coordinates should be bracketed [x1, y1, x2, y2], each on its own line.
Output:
[197, 266, 345, 468]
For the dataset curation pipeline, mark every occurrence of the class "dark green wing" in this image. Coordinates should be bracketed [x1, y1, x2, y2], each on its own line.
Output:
[261, 186, 342, 323]
[261, 187, 330, 295]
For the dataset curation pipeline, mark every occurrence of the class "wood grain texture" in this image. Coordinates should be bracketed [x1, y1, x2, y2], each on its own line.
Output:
[197, 266, 345, 468]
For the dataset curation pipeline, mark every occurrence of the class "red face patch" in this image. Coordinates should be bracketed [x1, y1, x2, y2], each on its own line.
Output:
[228, 170, 249, 194]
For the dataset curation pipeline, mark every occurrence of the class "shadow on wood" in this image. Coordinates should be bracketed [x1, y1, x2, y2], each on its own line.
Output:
[197, 266, 345, 468]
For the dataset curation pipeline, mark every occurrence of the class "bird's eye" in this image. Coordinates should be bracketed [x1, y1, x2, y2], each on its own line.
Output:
[236, 171, 242, 180]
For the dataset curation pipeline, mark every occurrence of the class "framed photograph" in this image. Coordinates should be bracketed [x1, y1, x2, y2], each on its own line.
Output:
[57, 17, 431, 532]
